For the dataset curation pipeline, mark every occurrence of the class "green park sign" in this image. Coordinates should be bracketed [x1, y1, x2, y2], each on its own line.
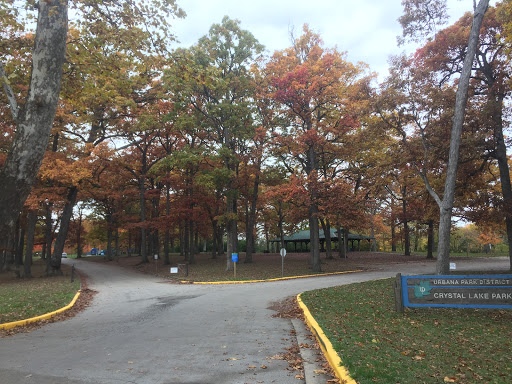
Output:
[394, 274, 512, 312]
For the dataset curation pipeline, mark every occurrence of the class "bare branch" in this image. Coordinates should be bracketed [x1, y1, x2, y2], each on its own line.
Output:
[0, 61, 20, 123]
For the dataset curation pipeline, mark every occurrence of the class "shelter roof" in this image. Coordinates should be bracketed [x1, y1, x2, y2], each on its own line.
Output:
[272, 229, 374, 242]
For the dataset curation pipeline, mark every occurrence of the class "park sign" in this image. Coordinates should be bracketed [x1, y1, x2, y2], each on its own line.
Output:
[394, 274, 512, 312]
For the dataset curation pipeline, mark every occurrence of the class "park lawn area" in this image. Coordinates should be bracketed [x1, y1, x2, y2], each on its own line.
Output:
[91, 251, 414, 282]
[301, 278, 512, 384]
[0, 260, 80, 324]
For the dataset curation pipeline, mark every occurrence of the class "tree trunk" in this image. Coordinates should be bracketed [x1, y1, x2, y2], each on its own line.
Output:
[370, 209, 377, 252]
[0, 1, 68, 245]
[343, 227, 349, 258]
[189, 221, 196, 265]
[427, 220, 434, 259]
[337, 226, 346, 258]
[391, 213, 397, 252]
[490, 97, 512, 271]
[245, 158, 261, 264]
[115, 228, 119, 260]
[402, 187, 411, 256]
[44, 203, 53, 266]
[106, 212, 113, 261]
[320, 218, 333, 259]
[225, 184, 238, 271]
[164, 182, 171, 265]
[49, 186, 78, 275]
[434, 0, 489, 275]
[139, 177, 148, 263]
[15, 217, 24, 267]
[211, 222, 218, 259]
[23, 209, 37, 278]
[309, 211, 321, 272]
[76, 209, 82, 258]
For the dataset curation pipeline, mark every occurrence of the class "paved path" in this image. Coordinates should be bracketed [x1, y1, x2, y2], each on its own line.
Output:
[0, 256, 509, 384]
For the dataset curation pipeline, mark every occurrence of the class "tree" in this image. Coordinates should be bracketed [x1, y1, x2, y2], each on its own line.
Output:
[0, 0, 68, 249]
[165, 17, 263, 271]
[399, 0, 490, 274]
[416, 5, 512, 269]
[266, 25, 368, 271]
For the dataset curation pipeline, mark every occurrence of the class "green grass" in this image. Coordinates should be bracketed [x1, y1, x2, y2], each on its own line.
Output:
[301, 278, 512, 384]
[0, 260, 80, 324]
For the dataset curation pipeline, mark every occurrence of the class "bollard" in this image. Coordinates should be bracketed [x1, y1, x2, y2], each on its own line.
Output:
[71, 264, 75, 283]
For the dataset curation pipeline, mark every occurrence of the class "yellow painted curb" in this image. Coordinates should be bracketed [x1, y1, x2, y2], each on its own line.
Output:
[180, 270, 363, 284]
[0, 291, 81, 331]
[297, 293, 357, 384]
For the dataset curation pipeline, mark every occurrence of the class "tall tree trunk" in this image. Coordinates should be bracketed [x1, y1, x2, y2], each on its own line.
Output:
[164, 182, 171, 265]
[49, 186, 78, 275]
[490, 96, 512, 271]
[217, 226, 225, 256]
[245, 158, 260, 264]
[139, 177, 148, 263]
[320, 218, 333, 259]
[106, 211, 113, 261]
[337, 226, 346, 258]
[115, 228, 119, 260]
[370, 208, 377, 252]
[402, 187, 411, 256]
[434, 0, 489, 275]
[15, 217, 24, 267]
[343, 227, 349, 258]
[391, 217, 396, 252]
[211, 222, 218, 259]
[189, 220, 196, 264]
[225, 178, 238, 271]
[76, 209, 82, 258]
[427, 220, 434, 259]
[24, 209, 37, 278]
[0, 1, 68, 245]
[44, 203, 53, 267]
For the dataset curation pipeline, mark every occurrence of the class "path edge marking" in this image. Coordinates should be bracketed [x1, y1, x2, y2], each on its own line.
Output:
[0, 291, 81, 330]
[180, 270, 363, 284]
[297, 292, 357, 384]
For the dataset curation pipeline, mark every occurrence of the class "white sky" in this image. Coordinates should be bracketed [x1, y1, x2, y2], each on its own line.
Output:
[171, 0, 496, 80]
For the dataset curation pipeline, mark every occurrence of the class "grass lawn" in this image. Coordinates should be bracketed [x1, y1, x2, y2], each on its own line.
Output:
[301, 278, 512, 384]
[0, 260, 80, 324]
[89, 251, 431, 282]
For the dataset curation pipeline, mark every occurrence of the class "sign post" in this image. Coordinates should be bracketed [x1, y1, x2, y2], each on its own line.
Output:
[232, 253, 238, 279]
[154, 254, 159, 274]
[280, 248, 286, 277]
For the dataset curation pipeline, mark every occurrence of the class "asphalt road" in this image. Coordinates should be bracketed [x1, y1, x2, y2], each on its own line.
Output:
[0, 256, 509, 384]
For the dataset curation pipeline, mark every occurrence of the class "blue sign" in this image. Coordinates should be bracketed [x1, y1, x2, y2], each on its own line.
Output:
[231, 253, 238, 263]
[400, 274, 512, 309]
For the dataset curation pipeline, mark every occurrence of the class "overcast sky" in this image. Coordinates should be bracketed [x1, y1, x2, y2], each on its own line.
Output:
[171, 0, 496, 80]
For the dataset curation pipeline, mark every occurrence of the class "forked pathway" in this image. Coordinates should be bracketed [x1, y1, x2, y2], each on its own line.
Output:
[0, 256, 508, 384]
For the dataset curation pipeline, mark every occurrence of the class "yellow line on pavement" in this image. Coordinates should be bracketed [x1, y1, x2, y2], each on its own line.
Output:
[180, 270, 363, 284]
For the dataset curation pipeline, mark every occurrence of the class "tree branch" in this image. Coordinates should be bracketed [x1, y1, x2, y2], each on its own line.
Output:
[0, 61, 20, 123]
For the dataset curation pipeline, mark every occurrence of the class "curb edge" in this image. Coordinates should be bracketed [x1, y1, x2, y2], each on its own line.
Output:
[0, 290, 81, 331]
[297, 292, 357, 384]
